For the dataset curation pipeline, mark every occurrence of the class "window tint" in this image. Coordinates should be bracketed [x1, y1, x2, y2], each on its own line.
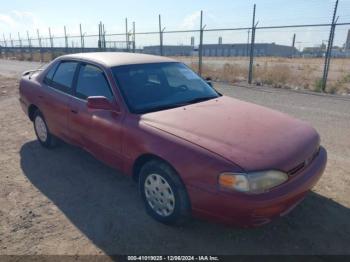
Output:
[51, 62, 78, 90]
[75, 64, 114, 100]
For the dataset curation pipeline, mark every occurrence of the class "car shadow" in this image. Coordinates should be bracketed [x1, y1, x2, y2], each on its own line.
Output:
[20, 140, 350, 255]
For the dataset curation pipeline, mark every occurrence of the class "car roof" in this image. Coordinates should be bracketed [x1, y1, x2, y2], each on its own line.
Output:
[60, 52, 177, 67]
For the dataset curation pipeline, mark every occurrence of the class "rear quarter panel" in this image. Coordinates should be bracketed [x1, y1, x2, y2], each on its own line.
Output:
[19, 74, 42, 117]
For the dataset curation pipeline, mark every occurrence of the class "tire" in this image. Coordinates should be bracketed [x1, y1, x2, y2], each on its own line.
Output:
[139, 160, 191, 225]
[33, 110, 57, 148]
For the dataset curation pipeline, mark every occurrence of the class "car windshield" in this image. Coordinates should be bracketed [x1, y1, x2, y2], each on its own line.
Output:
[112, 62, 220, 114]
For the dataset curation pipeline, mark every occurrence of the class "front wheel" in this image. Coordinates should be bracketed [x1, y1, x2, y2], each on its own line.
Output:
[139, 160, 191, 225]
[33, 110, 57, 148]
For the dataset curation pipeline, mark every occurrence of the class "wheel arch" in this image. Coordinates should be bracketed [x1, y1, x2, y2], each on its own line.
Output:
[28, 104, 39, 121]
[132, 153, 182, 184]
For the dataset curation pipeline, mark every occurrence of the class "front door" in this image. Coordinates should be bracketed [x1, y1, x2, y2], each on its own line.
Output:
[68, 63, 124, 169]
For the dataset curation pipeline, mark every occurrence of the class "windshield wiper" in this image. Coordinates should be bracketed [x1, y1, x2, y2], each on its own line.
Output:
[183, 96, 218, 105]
[138, 96, 218, 114]
[138, 103, 188, 114]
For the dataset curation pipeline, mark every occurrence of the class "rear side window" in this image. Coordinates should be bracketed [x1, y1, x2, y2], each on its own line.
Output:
[51, 62, 78, 91]
[75, 64, 114, 101]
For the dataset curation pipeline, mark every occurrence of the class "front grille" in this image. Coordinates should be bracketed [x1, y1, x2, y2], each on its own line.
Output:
[287, 147, 320, 176]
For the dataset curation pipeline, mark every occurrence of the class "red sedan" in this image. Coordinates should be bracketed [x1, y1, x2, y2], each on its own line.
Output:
[19, 52, 327, 227]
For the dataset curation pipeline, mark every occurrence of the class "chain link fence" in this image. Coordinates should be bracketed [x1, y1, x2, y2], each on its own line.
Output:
[1, 2, 350, 94]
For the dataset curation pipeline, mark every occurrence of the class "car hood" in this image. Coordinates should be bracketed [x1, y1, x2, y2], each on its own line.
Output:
[141, 96, 320, 172]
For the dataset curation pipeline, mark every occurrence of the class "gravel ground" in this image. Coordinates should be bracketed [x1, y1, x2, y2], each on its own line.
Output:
[0, 60, 349, 255]
[0, 59, 45, 78]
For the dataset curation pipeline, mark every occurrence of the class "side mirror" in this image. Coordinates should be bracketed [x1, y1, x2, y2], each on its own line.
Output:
[205, 77, 213, 87]
[87, 96, 119, 112]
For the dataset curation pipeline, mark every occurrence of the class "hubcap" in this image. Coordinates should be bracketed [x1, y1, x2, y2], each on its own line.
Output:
[144, 174, 175, 217]
[34, 115, 48, 142]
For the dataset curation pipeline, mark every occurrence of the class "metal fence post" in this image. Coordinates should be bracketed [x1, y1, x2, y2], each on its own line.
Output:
[132, 21, 136, 53]
[248, 4, 256, 85]
[98, 22, 105, 50]
[98, 23, 101, 50]
[125, 18, 129, 51]
[2, 34, 7, 58]
[322, 0, 339, 92]
[48, 27, 54, 59]
[18, 32, 24, 60]
[102, 23, 106, 50]
[10, 33, 14, 57]
[292, 33, 296, 58]
[37, 29, 43, 62]
[159, 15, 163, 56]
[27, 31, 33, 61]
[64, 26, 68, 54]
[198, 10, 204, 76]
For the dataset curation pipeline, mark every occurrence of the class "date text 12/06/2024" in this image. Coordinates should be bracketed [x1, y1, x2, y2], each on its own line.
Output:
[127, 256, 220, 261]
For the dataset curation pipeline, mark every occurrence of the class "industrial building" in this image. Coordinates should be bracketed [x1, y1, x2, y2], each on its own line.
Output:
[202, 43, 299, 57]
[302, 47, 325, 57]
[143, 45, 193, 56]
[142, 42, 299, 57]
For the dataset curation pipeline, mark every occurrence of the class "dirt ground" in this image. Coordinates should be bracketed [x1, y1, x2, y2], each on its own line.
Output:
[0, 62, 350, 255]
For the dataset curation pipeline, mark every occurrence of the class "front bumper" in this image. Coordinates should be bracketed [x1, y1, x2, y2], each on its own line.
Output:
[187, 146, 327, 227]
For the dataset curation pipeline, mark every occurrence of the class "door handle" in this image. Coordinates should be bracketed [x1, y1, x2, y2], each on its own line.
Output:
[70, 109, 78, 114]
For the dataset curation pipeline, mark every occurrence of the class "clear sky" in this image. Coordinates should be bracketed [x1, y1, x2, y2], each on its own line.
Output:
[1, 0, 350, 49]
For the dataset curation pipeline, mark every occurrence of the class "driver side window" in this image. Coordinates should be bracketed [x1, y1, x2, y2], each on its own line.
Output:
[75, 64, 114, 101]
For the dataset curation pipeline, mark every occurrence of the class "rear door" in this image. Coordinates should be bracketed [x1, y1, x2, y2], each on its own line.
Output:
[40, 61, 79, 140]
[68, 63, 124, 169]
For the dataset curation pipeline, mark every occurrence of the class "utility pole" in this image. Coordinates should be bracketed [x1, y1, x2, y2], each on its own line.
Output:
[98, 22, 101, 49]
[9, 33, 13, 48]
[9, 33, 14, 57]
[64, 26, 68, 53]
[248, 4, 257, 85]
[102, 23, 106, 50]
[98, 22, 105, 50]
[48, 27, 53, 48]
[48, 27, 54, 59]
[159, 14, 163, 56]
[125, 18, 129, 51]
[322, 0, 339, 91]
[80, 24, 84, 52]
[9, 33, 13, 57]
[198, 10, 204, 76]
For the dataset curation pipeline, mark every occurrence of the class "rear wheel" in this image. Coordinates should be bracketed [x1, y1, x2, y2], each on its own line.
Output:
[33, 110, 57, 148]
[139, 160, 191, 225]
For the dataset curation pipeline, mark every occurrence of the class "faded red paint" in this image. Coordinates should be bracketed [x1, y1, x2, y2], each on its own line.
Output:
[19, 54, 327, 227]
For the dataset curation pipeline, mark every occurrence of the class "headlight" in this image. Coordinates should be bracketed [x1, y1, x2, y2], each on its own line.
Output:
[218, 170, 288, 194]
